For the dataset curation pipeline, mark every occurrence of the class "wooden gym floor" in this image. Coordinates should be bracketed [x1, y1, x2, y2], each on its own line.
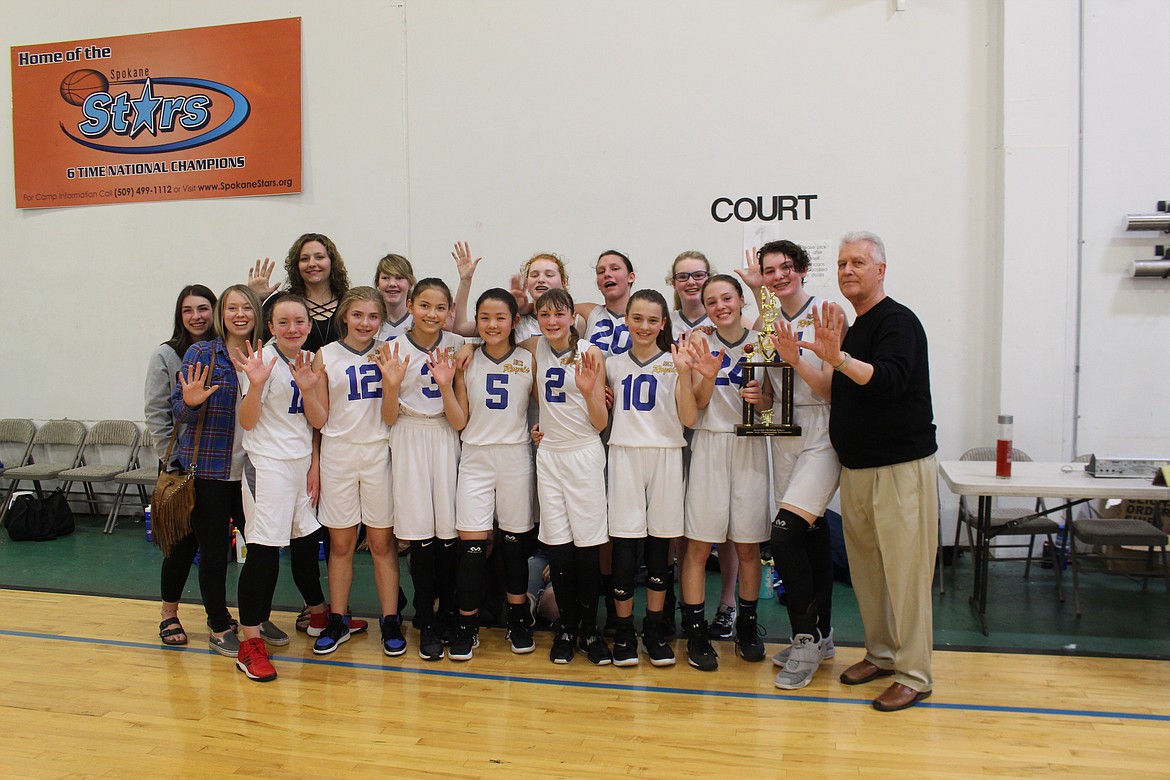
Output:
[2, 589, 1169, 779]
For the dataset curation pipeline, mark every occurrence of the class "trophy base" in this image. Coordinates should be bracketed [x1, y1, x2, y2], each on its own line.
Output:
[735, 423, 803, 438]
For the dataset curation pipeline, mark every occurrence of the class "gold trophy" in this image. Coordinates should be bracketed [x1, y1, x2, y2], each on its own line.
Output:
[736, 288, 801, 437]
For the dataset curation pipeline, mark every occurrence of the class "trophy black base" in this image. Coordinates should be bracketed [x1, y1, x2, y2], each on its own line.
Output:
[735, 423, 802, 437]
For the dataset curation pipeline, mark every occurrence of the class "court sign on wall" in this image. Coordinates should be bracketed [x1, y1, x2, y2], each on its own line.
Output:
[10, 18, 301, 209]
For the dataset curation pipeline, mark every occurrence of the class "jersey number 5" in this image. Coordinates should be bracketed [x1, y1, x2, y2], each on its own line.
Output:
[486, 373, 509, 409]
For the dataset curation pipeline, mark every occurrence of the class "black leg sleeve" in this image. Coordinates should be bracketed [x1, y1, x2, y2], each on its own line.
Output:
[409, 538, 439, 627]
[499, 530, 531, 597]
[546, 543, 578, 631]
[574, 544, 603, 630]
[610, 537, 639, 602]
[771, 508, 819, 637]
[457, 538, 487, 613]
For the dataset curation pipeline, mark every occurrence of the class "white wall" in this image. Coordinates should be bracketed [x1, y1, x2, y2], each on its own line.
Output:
[16, 0, 1133, 494]
[1078, 0, 1170, 458]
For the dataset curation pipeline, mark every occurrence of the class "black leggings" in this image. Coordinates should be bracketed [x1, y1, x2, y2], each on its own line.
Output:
[160, 479, 324, 628]
[179, 478, 242, 633]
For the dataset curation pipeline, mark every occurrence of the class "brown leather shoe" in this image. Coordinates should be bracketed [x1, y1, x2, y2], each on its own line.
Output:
[839, 659, 895, 685]
[872, 682, 931, 712]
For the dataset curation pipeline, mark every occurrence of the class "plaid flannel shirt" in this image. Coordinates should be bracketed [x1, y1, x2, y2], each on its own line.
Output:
[170, 338, 240, 480]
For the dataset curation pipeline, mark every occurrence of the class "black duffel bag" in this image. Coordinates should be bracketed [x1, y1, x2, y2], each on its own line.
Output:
[4, 489, 75, 541]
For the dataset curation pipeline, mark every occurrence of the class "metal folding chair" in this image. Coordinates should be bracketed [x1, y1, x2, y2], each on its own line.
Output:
[0, 419, 86, 526]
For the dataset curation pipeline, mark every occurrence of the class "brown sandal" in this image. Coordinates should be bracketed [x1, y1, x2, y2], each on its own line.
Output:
[159, 616, 188, 646]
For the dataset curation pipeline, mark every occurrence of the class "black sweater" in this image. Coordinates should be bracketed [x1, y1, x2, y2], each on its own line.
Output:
[829, 297, 937, 469]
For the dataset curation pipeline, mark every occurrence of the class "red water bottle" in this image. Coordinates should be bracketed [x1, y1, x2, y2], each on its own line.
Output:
[996, 414, 1013, 479]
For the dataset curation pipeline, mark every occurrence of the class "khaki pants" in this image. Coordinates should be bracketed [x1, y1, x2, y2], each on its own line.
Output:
[840, 454, 938, 692]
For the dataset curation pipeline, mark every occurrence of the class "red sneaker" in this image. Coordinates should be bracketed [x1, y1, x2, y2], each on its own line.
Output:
[236, 637, 277, 682]
[304, 604, 367, 636]
[307, 609, 329, 637]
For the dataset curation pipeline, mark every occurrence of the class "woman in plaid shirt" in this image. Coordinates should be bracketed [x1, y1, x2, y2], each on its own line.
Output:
[171, 284, 264, 658]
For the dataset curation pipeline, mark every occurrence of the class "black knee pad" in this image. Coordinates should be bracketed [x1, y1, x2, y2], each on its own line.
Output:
[610, 537, 639, 601]
[644, 536, 671, 592]
[771, 508, 810, 547]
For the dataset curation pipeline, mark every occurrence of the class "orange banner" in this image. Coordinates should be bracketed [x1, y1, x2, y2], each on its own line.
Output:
[11, 18, 301, 209]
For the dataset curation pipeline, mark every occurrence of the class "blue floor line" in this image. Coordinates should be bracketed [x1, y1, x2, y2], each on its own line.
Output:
[3, 627, 1168, 723]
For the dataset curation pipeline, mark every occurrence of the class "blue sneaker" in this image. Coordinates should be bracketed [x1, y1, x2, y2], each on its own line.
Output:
[312, 614, 350, 655]
[381, 615, 407, 657]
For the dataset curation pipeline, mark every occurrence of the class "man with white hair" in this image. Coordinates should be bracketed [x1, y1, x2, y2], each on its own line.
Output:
[799, 231, 938, 712]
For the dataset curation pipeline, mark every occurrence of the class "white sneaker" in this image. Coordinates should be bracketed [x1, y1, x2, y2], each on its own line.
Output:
[773, 633, 822, 690]
[772, 627, 835, 667]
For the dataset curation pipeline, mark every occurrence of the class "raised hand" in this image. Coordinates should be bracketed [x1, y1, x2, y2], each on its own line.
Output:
[374, 340, 410, 388]
[509, 273, 533, 315]
[687, 332, 725, 381]
[769, 321, 804, 366]
[427, 347, 457, 388]
[574, 349, 601, 395]
[733, 247, 764, 291]
[804, 300, 846, 365]
[179, 362, 220, 407]
[247, 257, 281, 299]
[452, 241, 482, 282]
[290, 350, 323, 393]
[232, 340, 277, 388]
[671, 334, 695, 376]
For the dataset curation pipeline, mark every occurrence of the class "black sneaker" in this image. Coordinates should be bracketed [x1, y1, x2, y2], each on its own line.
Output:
[578, 628, 613, 666]
[380, 615, 407, 657]
[708, 603, 736, 640]
[735, 612, 766, 662]
[642, 616, 676, 667]
[418, 624, 444, 662]
[312, 613, 351, 655]
[449, 621, 479, 662]
[506, 612, 536, 654]
[550, 631, 575, 664]
[684, 620, 719, 672]
[603, 596, 618, 638]
[611, 620, 639, 667]
[437, 611, 458, 647]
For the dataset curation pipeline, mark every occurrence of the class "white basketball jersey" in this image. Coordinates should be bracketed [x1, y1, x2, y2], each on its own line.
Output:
[670, 309, 712, 337]
[377, 312, 413, 342]
[515, 314, 541, 342]
[605, 350, 686, 448]
[320, 340, 388, 443]
[765, 295, 826, 408]
[535, 338, 599, 447]
[241, 344, 314, 459]
[694, 329, 755, 433]
[396, 330, 466, 418]
[462, 346, 534, 446]
[584, 306, 631, 357]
